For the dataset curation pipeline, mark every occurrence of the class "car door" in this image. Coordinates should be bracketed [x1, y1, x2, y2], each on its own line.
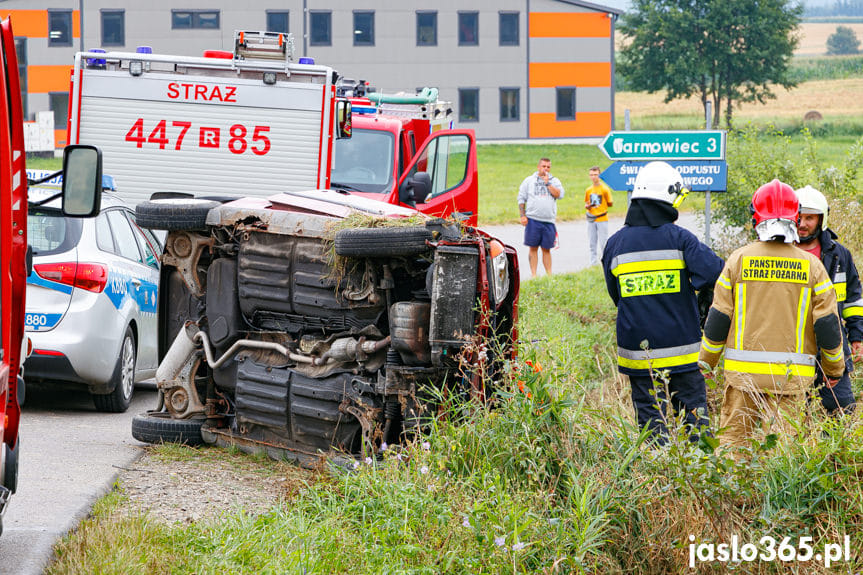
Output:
[104, 209, 160, 375]
[398, 129, 478, 226]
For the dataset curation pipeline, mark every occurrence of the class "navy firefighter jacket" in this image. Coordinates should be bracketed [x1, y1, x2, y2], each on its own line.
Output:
[817, 228, 863, 371]
[602, 222, 724, 376]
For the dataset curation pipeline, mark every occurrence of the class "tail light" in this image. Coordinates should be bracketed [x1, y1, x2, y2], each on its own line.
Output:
[33, 262, 108, 293]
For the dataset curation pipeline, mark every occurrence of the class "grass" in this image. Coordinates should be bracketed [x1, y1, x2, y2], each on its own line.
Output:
[47, 267, 863, 573]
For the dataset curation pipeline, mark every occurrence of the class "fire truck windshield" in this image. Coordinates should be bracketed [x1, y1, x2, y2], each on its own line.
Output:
[331, 128, 395, 194]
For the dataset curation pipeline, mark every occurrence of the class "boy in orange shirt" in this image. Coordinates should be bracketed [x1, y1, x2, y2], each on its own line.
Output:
[585, 166, 614, 265]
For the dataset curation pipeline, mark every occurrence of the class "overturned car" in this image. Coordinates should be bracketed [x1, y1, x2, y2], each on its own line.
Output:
[131, 191, 519, 465]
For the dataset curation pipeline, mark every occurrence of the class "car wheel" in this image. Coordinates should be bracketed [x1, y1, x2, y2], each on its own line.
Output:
[131, 412, 204, 446]
[93, 327, 136, 413]
[135, 199, 221, 231]
[334, 226, 433, 257]
[3, 440, 18, 494]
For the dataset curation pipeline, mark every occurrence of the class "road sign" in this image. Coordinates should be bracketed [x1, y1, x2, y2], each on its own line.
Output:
[599, 130, 726, 161]
[600, 160, 727, 192]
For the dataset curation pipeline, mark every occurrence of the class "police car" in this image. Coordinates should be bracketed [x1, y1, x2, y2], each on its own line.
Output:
[24, 182, 161, 412]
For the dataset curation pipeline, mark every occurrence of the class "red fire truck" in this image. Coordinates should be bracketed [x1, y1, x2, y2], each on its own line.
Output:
[0, 17, 103, 534]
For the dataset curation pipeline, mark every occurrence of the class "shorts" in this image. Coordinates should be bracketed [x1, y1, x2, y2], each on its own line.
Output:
[524, 219, 557, 250]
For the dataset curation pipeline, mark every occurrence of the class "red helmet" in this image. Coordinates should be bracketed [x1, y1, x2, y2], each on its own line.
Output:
[750, 179, 799, 227]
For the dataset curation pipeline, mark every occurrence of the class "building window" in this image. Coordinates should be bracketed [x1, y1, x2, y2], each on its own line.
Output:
[48, 10, 73, 47]
[14, 37, 26, 119]
[459, 88, 479, 123]
[459, 12, 479, 46]
[353, 11, 374, 46]
[101, 10, 125, 47]
[417, 11, 437, 46]
[556, 87, 576, 120]
[500, 88, 519, 122]
[172, 10, 220, 30]
[499, 12, 519, 46]
[50, 92, 69, 130]
[266, 11, 289, 34]
[310, 11, 332, 46]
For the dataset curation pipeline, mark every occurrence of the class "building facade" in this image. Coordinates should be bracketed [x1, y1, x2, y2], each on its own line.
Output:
[0, 0, 619, 146]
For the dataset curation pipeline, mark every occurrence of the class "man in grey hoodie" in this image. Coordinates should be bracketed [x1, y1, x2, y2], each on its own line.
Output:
[518, 157, 564, 277]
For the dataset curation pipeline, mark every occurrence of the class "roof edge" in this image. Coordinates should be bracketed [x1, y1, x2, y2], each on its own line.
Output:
[551, 0, 624, 16]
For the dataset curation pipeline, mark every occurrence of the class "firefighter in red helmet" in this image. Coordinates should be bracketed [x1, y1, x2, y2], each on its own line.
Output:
[699, 180, 845, 451]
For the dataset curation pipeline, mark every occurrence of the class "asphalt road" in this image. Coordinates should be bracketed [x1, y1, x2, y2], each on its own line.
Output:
[485, 211, 707, 282]
[0, 384, 156, 575]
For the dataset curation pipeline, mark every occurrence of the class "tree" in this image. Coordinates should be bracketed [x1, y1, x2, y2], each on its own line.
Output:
[617, 0, 802, 128]
[827, 25, 861, 54]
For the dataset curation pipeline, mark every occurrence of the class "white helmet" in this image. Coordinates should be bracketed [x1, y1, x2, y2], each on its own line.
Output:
[632, 161, 688, 207]
[795, 185, 829, 230]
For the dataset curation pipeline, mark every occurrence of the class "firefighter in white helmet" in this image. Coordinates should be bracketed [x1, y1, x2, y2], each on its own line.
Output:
[795, 185, 859, 414]
[700, 180, 844, 450]
[602, 161, 723, 443]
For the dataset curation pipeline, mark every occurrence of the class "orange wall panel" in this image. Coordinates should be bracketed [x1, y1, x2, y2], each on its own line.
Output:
[529, 62, 611, 88]
[28, 65, 72, 94]
[529, 12, 611, 38]
[529, 112, 611, 138]
[0, 10, 79, 38]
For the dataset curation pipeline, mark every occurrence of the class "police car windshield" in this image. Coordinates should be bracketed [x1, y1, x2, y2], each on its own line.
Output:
[27, 208, 83, 257]
[331, 128, 395, 194]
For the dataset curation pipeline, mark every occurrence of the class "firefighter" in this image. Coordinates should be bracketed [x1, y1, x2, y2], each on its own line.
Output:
[700, 180, 845, 450]
[602, 161, 724, 442]
[795, 185, 860, 414]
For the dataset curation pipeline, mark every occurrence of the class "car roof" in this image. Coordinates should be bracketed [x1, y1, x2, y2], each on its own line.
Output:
[29, 188, 129, 212]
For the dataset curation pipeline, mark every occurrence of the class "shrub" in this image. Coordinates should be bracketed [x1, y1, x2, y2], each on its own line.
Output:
[827, 25, 862, 55]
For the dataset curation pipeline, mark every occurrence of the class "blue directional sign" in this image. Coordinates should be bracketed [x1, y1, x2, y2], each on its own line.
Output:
[600, 161, 727, 192]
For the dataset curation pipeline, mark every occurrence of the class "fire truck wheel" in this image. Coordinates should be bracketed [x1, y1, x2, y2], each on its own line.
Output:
[136, 199, 221, 231]
[334, 226, 433, 257]
[131, 412, 205, 446]
[3, 440, 18, 494]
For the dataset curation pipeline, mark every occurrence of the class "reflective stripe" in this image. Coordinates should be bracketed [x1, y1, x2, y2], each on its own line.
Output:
[842, 304, 863, 319]
[814, 280, 833, 295]
[795, 287, 811, 354]
[700, 337, 724, 353]
[724, 359, 816, 378]
[610, 250, 686, 277]
[716, 274, 731, 290]
[725, 348, 815, 366]
[735, 283, 746, 349]
[823, 348, 843, 362]
[617, 342, 701, 370]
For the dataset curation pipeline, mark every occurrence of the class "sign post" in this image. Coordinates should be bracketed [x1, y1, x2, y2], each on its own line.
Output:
[598, 129, 727, 246]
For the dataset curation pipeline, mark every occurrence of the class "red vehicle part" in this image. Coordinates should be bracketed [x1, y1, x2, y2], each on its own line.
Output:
[0, 16, 26, 506]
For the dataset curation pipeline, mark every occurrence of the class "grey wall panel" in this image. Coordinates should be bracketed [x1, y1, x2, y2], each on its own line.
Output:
[529, 37, 610, 63]
[531, 86, 611, 113]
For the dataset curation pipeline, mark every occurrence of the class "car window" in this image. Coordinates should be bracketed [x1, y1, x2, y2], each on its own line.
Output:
[27, 208, 83, 257]
[95, 212, 116, 254]
[405, 133, 470, 202]
[125, 212, 160, 269]
[127, 211, 164, 254]
[106, 209, 144, 263]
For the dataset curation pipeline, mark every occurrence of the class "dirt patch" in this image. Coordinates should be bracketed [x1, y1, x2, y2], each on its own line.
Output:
[115, 446, 319, 525]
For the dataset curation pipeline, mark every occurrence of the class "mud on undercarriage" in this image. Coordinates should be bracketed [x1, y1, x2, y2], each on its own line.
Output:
[132, 198, 519, 466]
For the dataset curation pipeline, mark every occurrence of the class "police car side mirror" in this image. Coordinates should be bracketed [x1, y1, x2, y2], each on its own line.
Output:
[61, 145, 102, 218]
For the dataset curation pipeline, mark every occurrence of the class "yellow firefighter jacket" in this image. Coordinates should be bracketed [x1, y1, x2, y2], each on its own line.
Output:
[700, 240, 845, 394]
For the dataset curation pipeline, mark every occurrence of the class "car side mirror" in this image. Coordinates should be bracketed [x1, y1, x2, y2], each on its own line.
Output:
[335, 99, 352, 139]
[400, 172, 431, 206]
[61, 145, 102, 217]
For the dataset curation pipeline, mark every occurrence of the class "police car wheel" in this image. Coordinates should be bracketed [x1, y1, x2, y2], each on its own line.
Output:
[334, 226, 433, 257]
[131, 412, 204, 446]
[136, 199, 221, 231]
[93, 328, 136, 413]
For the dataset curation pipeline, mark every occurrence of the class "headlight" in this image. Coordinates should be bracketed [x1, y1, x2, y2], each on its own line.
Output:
[489, 240, 509, 305]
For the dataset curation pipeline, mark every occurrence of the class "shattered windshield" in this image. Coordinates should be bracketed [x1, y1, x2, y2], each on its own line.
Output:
[331, 128, 395, 194]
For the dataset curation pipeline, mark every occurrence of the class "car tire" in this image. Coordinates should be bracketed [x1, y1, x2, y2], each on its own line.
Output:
[93, 327, 136, 413]
[3, 440, 18, 494]
[334, 226, 433, 257]
[131, 412, 204, 446]
[136, 199, 221, 231]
